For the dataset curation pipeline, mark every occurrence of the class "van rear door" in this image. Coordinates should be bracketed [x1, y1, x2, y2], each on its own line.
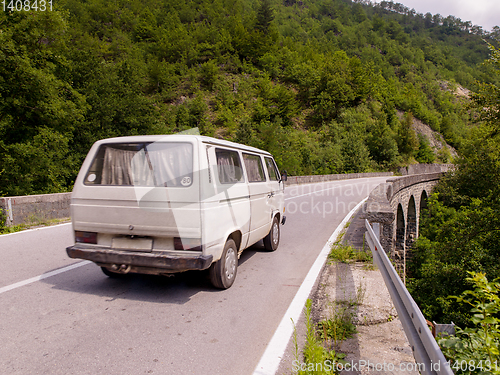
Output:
[71, 139, 202, 248]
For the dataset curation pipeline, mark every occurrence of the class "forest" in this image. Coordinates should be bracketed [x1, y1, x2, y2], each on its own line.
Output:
[3, 0, 500, 363]
[407, 44, 500, 325]
[402, 43, 500, 366]
[0, 0, 499, 196]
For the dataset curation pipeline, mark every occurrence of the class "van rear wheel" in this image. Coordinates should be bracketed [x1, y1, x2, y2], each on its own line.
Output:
[209, 239, 238, 289]
[263, 216, 280, 252]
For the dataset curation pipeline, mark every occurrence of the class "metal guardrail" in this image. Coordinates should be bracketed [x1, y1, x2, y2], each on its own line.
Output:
[364, 219, 453, 375]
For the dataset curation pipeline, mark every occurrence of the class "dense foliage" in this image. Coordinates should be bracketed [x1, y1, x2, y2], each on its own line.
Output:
[438, 272, 500, 373]
[0, 0, 498, 196]
[408, 45, 500, 327]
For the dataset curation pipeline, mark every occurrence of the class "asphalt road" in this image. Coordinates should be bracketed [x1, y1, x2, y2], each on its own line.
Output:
[0, 177, 388, 375]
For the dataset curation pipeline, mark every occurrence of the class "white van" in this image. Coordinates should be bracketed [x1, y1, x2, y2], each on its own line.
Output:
[66, 135, 286, 289]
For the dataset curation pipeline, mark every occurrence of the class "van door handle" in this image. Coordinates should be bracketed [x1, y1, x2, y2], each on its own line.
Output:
[268, 192, 275, 198]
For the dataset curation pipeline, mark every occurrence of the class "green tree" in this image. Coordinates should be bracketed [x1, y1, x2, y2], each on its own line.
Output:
[472, 44, 500, 133]
[366, 109, 400, 168]
[313, 52, 373, 123]
[256, 0, 274, 33]
[397, 112, 419, 158]
[415, 134, 435, 163]
[0, 0, 489, 196]
[340, 132, 372, 173]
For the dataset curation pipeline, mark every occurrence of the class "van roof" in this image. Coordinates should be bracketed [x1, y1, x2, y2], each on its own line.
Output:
[95, 135, 272, 156]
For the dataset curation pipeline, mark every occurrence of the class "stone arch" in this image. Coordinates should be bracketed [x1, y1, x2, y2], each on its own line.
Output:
[404, 196, 417, 281]
[406, 196, 417, 250]
[418, 190, 429, 239]
[394, 203, 405, 276]
[420, 190, 429, 214]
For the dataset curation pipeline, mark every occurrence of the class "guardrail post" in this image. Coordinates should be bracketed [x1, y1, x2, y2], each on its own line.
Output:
[372, 222, 380, 241]
[7, 198, 13, 225]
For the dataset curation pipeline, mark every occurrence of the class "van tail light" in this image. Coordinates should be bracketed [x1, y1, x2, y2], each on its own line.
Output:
[75, 231, 98, 244]
[174, 237, 202, 251]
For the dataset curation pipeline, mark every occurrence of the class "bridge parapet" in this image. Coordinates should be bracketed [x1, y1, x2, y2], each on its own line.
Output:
[397, 163, 452, 176]
[364, 171, 446, 278]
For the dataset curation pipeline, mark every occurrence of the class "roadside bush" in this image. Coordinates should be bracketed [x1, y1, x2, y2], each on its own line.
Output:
[438, 272, 500, 374]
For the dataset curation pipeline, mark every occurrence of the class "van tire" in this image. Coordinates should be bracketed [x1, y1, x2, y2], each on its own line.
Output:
[263, 216, 280, 252]
[209, 239, 238, 289]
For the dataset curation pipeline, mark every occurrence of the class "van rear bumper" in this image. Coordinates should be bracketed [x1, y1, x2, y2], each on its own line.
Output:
[66, 245, 213, 273]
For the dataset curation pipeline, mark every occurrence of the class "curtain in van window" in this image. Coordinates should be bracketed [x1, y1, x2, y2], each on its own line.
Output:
[131, 149, 155, 186]
[102, 147, 136, 185]
[243, 154, 265, 182]
[100, 143, 192, 187]
[146, 143, 192, 187]
[216, 150, 242, 184]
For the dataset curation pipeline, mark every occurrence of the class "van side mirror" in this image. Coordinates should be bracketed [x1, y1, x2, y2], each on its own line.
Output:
[280, 170, 287, 182]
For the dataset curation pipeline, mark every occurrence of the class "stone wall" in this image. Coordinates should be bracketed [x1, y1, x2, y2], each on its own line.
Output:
[0, 193, 71, 227]
[397, 163, 453, 175]
[285, 171, 393, 186]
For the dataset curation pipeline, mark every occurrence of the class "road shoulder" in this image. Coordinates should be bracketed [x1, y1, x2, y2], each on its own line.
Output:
[276, 207, 418, 375]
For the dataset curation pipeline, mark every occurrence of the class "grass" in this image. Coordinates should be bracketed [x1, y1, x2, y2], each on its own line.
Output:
[293, 299, 346, 374]
[328, 242, 372, 263]
[355, 279, 366, 306]
[0, 217, 70, 235]
[329, 226, 374, 265]
[318, 303, 357, 347]
[317, 278, 366, 350]
[362, 262, 378, 271]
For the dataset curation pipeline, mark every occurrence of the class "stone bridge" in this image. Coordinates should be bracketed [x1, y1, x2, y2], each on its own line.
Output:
[364, 165, 451, 278]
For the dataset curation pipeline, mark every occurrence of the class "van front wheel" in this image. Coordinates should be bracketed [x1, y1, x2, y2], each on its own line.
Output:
[263, 216, 280, 252]
[209, 239, 238, 289]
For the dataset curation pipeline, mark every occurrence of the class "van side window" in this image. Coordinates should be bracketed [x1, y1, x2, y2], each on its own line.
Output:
[264, 157, 279, 181]
[215, 149, 244, 184]
[243, 153, 265, 182]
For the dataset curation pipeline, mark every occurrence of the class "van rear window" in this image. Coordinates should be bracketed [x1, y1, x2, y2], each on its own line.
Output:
[85, 142, 193, 187]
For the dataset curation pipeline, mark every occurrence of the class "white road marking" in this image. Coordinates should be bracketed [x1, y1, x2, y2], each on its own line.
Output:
[0, 260, 91, 295]
[252, 197, 368, 375]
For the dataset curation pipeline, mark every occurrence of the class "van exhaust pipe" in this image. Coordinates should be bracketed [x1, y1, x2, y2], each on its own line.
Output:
[110, 264, 131, 274]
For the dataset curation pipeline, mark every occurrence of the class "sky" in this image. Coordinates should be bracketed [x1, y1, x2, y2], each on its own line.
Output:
[383, 0, 500, 32]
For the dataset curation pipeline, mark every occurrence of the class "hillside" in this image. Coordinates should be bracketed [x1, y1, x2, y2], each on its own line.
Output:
[0, 0, 497, 196]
